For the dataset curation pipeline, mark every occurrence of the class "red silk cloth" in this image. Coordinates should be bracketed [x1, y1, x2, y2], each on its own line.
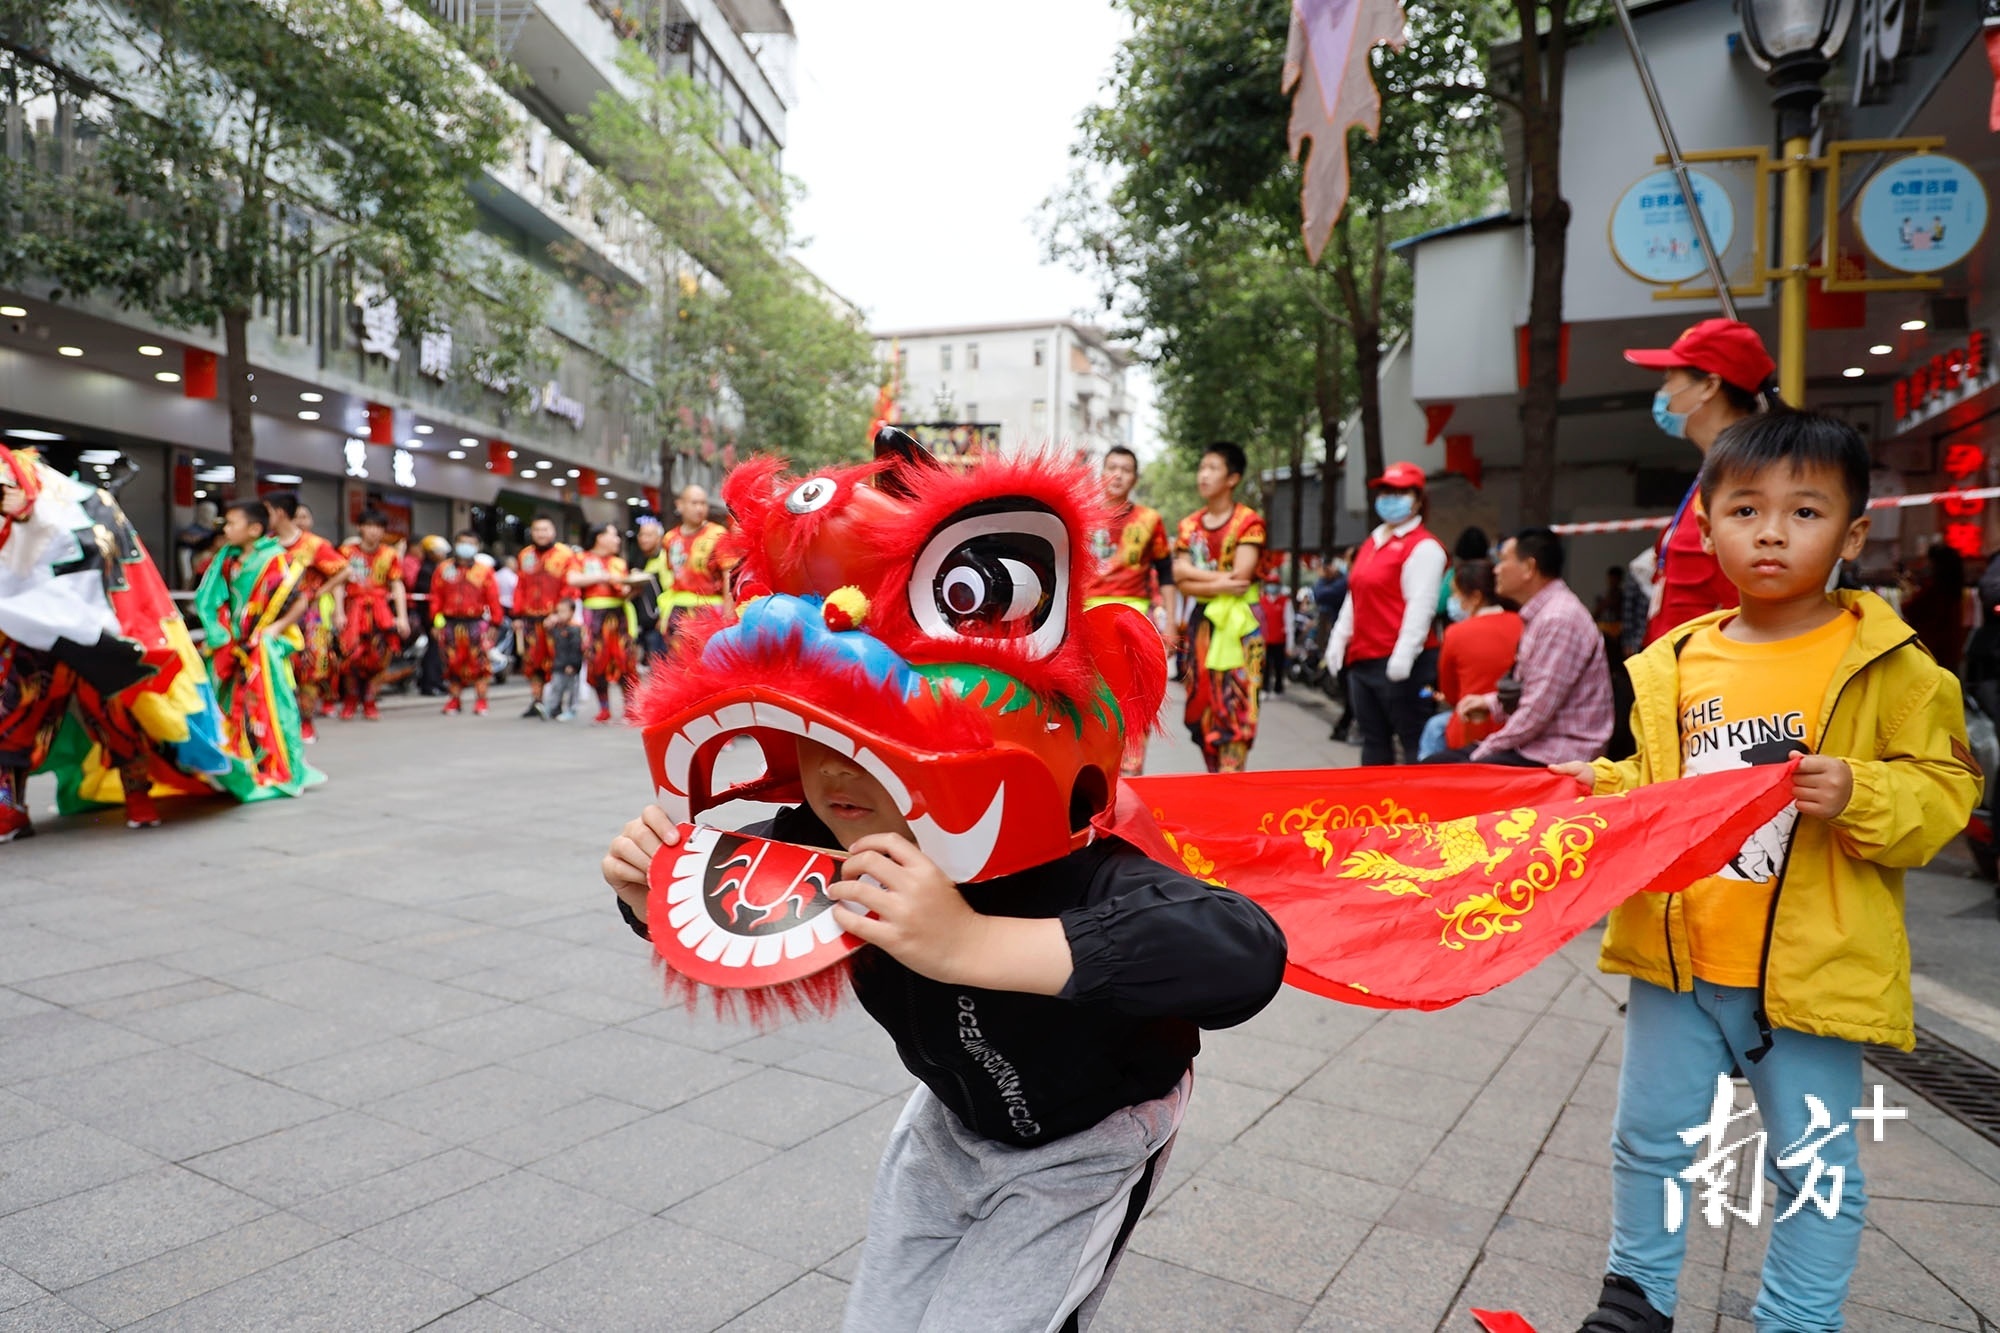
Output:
[1104, 761, 1797, 1011]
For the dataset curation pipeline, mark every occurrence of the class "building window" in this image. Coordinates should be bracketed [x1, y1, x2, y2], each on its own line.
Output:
[1031, 399, 1048, 435]
[966, 342, 979, 370]
[940, 344, 953, 372]
[1032, 339, 1046, 368]
[965, 403, 977, 422]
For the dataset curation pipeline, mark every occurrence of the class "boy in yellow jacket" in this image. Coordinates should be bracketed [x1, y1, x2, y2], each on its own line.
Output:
[1551, 412, 1979, 1333]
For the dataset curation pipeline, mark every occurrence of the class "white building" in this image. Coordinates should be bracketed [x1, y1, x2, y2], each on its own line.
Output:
[0, 0, 798, 561]
[873, 321, 1135, 462]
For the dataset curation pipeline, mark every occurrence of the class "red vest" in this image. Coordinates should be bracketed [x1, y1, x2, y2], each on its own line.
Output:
[1345, 524, 1443, 664]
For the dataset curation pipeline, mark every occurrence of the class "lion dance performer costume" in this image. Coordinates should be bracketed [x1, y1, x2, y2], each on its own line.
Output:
[193, 530, 323, 800]
[336, 536, 404, 720]
[577, 547, 635, 723]
[0, 446, 231, 840]
[1176, 500, 1267, 772]
[275, 523, 347, 739]
[628, 427, 1805, 1018]
[430, 551, 504, 715]
[1083, 493, 1172, 776]
[512, 531, 575, 716]
[659, 514, 731, 650]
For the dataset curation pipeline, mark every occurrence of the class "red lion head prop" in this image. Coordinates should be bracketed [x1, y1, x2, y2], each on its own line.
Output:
[634, 430, 1167, 1008]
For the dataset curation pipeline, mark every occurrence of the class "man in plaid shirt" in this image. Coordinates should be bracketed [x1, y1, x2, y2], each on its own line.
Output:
[1429, 526, 1613, 766]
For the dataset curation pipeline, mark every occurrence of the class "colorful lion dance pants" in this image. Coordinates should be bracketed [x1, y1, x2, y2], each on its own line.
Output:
[438, 618, 492, 688]
[515, 616, 554, 688]
[1182, 618, 1263, 773]
[584, 607, 636, 713]
[295, 599, 340, 718]
[0, 639, 151, 817]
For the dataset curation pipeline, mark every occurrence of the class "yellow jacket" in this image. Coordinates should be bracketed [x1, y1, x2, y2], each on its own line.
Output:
[1590, 590, 1980, 1051]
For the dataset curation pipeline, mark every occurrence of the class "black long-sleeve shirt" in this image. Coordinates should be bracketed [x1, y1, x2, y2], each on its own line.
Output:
[620, 803, 1288, 1144]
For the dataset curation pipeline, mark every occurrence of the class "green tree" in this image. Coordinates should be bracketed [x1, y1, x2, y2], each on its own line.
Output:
[1046, 0, 1503, 568]
[576, 53, 875, 484]
[0, 0, 518, 496]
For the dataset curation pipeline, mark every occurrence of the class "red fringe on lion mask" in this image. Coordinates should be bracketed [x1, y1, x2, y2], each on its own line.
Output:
[631, 429, 1167, 1023]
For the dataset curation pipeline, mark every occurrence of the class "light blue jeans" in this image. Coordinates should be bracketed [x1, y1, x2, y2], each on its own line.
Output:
[1610, 978, 1867, 1333]
[1417, 710, 1453, 759]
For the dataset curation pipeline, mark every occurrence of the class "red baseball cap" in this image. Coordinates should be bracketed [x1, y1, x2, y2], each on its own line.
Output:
[1369, 461, 1427, 490]
[1623, 318, 1775, 392]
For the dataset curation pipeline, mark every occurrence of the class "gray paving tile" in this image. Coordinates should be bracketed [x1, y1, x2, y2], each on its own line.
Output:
[1864, 1199, 2000, 1319]
[229, 956, 507, 1035]
[75, 979, 234, 1022]
[406, 1005, 598, 1063]
[1482, 1212, 1613, 1282]
[1179, 1073, 1286, 1140]
[0, 1267, 41, 1313]
[1344, 1019, 1515, 1084]
[1133, 1176, 1370, 1302]
[13, 961, 201, 1007]
[0, 937, 125, 989]
[1298, 1225, 1480, 1332]
[119, 1239, 471, 1333]
[1192, 1030, 1335, 1093]
[0, 1091, 65, 1146]
[9, 1047, 250, 1123]
[59, 1211, 333, 1326]
[0, 990, 57, 1022]
[0, 1164, 267, 1288]
[524, 988, 656, 1026]
[183, 1111, 448, 1207]
[93, 1079, 338, 1161]
[111, 989, 318, 1045]
[1376, 1189, 1500, 1246]
[1090, 1252, 1310, 1332]
[353, 1170, 643, 1294]
[663, 1098, 898, 1268]
[0, 1123, 160, 1216]
[1291, 1055, 1483, 1128]
[715, 1272, 852, 1332]
[363, 1065, 581, 1144]
[775, 1044, 916, 1097]
[1448, 1253, 1621, 1333]
[670, 1066, 884, 1148]
[507, 1027, 755, 1111]
[1196, 1144, 1402, 1222]
[1231, 986, 1381, 1055]
[0, 1295, 105, 1331]
[414, 1299, 551, 1331]
[0, 1011, 160, 1084]
[1507, 1150, 1614, 1236]
[266, 1035, 489, 1106]
[1235, 1097, 1446, 1188]
[492, 1217, 801, 1332]
[465, 1095, 649, 1168]
[291, 1147, 513, 1234]
[1405, 1125, 1545, 1210]
[529, 1110, 774, 1212]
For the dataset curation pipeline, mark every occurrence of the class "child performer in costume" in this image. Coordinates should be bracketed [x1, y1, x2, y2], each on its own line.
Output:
[336, 509, 409, 721]
[262, 492, 348, 743]
[193, 499, 321, 800]
[600, 432, 1288, 1331]
[1083, 444, 1175, 776]
[1172, 441, 1267, 772]
[568, 522, 637, 724]
[1551, 413, 1979, 1333]
[430, 530, 505, 716]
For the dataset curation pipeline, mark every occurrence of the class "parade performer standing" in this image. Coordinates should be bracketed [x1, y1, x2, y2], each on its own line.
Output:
[511, 515, 574, 720]
[1084, 444, 1175, 775]
[1172, 441, 1267, 772]
[601, 431, 1288, 1331]
[431, 530, 505, 716]
[336, 509, 409, 721]
[1, 445, 228, 839]
[263, 492, 348, 743]
[192, 500, 322, 800]
[1551, 413, 1978, 1333]
[569, 522, 636, 723]
[660, 484, 731, 649]
[629, 516, 669, 665]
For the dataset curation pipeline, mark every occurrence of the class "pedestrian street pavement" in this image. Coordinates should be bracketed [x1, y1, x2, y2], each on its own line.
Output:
[0, 683, 1996, 1331]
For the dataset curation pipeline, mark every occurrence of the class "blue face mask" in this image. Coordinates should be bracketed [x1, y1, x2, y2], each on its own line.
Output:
[1652, 387, 1690, 440]
[1374, 492, 1416, 525]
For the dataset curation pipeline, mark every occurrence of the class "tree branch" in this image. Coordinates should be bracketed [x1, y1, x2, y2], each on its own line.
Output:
[1394, 78, 1524, 115]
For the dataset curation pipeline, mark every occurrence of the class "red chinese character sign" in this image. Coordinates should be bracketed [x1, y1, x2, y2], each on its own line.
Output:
[1893, 330, 1994, 432]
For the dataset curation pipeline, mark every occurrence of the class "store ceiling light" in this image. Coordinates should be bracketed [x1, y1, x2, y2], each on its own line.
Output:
[78, 450, 120, 464]
[137, 345, 164, 357]
[193, 489, 207, 499]
[415, 424, 433, 435]
[1901, 319, 1926, 331]
[1842, 366, 1864, 378]
[567, 468, 581, 478]
[551, 477, 566, 487]
[57, 346, 82, 357]
[447, 450, 466, 460]
[155, 371, 181, 383]
[298, 410, 320, 421]
[4, 428, 64, 441]
[1869, 344, 1892, 355]
[506, 449, 518, 459]
[0, 305, 26, 317]
[459, 437, 477, 447]
[626, 496, 641, 506]
[299, 391, 323, 403]
[603, 490, 618, 499]
[267, 473, 303, 484]
[404, 438, 422, 449]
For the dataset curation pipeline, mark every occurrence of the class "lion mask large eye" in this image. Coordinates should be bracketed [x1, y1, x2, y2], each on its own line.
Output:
[908, 500, 1068, 660]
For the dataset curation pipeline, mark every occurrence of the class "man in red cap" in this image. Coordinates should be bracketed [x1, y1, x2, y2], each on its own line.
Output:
[1622, 318, 1777, 645]
[1324, 460, 1447, 765]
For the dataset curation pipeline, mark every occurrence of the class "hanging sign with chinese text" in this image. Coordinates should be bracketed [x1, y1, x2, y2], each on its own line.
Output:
[1892, 330, 1995, 433]
[1857, 154, 1989, 274]
[1609, 169, 1736, 285]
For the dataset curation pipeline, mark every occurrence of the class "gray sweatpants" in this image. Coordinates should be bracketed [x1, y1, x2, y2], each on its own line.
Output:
[843, 1070, 1190, 1333]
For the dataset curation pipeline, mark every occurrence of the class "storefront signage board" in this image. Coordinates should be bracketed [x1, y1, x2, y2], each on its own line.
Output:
[1892, 330, 1996, 434]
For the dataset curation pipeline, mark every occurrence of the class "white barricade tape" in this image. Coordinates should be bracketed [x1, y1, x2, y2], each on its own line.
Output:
[1550, 486, 2000, 536]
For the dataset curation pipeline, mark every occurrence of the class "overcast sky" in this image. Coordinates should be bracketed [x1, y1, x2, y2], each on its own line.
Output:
[780, 0, 1159, 452]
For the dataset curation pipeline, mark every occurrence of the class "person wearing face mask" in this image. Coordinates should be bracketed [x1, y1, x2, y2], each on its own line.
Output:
[512, 515, 576, 719]
[1324, 462, 1447, 765]
[430, 529, 505, 716]
[1623, 319, 1777, 646]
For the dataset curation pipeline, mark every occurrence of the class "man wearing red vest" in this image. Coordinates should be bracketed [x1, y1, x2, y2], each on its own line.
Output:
[1324, 462, 1447, 765]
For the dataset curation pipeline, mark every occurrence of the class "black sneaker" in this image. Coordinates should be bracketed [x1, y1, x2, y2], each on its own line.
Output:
[1577, 1274, 1673, 1333]
[521, 701, 546, 720]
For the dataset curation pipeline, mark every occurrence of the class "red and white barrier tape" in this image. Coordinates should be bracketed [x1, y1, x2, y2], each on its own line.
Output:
[1551, 486, 2000, 535]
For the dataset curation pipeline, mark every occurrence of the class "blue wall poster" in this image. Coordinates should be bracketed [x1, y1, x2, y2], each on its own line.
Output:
[1856, 154, 1989, 275]
[1608, 168, 1736, 286]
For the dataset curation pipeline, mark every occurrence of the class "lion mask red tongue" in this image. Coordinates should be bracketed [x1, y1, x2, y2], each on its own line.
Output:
[633, 430, 1166, 1014]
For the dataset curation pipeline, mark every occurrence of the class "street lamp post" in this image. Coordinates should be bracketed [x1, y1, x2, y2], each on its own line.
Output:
[1740, 0, 1852, 405]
